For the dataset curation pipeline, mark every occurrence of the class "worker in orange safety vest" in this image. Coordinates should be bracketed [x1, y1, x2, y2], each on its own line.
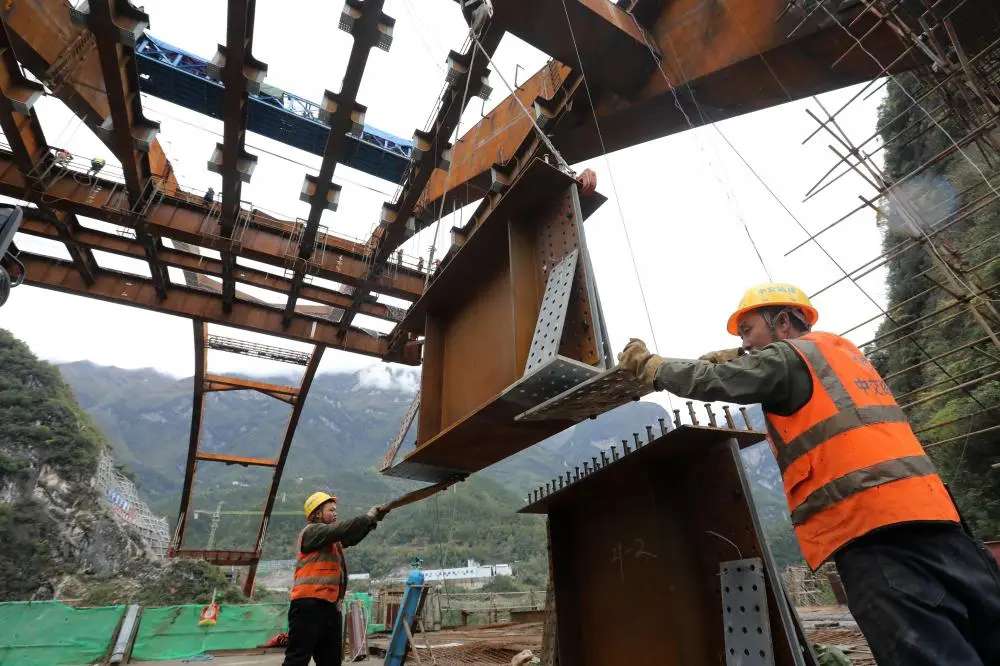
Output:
[283, 491, 389, 666]
[619, 282, 1000, 665]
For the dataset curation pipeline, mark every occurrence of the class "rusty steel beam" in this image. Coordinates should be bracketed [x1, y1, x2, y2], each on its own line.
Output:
[0, 19, 99, 285]
[77, 0, 170, 298]
[212, 0, 266, 311]
[418, 62, 573, 215]
[244, 344, 325, 596]
[282, 0, 392, 325]
[340, 23, 504, 331]
[0, 152, 427, 299]
[417, 0, 995, 222]
[4, 0, 176, 186]
[193, 451, 277, 467]
[170, 320, 208, 558]
[203, 372, 299, 404]
[16, 211, 402, 322]
[18, 251, 387, 355]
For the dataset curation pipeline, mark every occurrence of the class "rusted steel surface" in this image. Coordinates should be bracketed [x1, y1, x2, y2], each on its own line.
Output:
[418, 62, 573, 219]
[282, 0, 390, 323]
[244, 344, 325, 596]
[193, 451, 278, 467]
[523, 425, 815, 666]
[215, 0, 265, 310]
[341, 23, 504, 330]
[203, 373, 300, 403]
[0, 152, 426, 299]
[419, 0, 995, 215]
[386, 160, 607, 482]
[5, 0, 176, 186]
[0, 20, 99, 285]
[169, 324, 325, 596]
[18, 252, 386, 355]
[16, 212, 401, 321]
[81, 0, 170, 297]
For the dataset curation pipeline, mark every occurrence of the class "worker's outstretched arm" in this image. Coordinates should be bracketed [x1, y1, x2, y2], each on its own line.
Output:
[619, 339, 807, 409]
[300, 513, 377, 552]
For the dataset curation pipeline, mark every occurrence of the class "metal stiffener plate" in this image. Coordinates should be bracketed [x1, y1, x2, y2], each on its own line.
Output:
[516, 365, 651, 421]
[525, 249, 579, 374]
[499, 355, 600, 409]
[721, 558, 774, 666]
[380, 394, 420, 471]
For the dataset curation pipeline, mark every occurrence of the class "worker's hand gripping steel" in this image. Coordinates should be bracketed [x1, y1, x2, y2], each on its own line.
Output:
[617, 338, 664, 389]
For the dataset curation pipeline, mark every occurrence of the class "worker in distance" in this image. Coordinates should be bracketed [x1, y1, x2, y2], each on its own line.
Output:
[283, 491, 389, 666]
[619, 283, 1000, 665]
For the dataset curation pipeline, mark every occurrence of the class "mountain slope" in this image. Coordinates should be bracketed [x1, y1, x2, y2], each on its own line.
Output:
[58, 361, 801, 572]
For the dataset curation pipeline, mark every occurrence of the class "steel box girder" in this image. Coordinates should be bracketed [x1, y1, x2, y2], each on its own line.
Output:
[386, 160, 606, 482]
[525, 426, 813, 665]
[417, 0, 993, 217]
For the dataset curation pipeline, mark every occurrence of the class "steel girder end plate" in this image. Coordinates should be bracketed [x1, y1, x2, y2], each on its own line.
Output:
[720, 557, 774, 666]
[516, 365, 651, 421]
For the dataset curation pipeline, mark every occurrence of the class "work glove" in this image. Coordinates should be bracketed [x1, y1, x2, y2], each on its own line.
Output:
[617, 338, 664, 389]
[698, 347, 743, 364]
[366, 504, 389, 522]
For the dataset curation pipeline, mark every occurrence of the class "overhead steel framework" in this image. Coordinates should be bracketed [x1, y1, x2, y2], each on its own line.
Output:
[2, 0, 997, 604]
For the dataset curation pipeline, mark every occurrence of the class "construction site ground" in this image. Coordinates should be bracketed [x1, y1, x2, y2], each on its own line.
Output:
[131, 607, 871, 665]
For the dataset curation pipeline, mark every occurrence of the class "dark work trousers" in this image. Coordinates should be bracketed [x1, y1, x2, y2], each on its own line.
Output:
[283, 598, 343, 666]
[834, 522, 1000, 666]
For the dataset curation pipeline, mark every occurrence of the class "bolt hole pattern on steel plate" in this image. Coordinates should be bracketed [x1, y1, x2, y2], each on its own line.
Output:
[517, 365, 652, 421]
[721, 558, 774, 666]
[525, 249, 579, 373]
[501, 356, 601, 408]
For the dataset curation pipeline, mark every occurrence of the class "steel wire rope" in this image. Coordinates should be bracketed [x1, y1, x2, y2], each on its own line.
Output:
[628, 3, 991, 412]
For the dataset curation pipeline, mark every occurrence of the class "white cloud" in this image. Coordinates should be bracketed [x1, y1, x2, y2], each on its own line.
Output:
[356, 364, 420, 394]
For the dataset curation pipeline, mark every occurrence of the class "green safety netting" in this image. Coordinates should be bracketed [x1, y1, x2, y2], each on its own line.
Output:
[344, 591, 384, 634]
[0, 600, 125, 666]
[131, 603, 288, 661]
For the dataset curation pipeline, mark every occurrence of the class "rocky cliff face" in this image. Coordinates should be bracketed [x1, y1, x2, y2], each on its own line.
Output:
[0, 329, 240, 604]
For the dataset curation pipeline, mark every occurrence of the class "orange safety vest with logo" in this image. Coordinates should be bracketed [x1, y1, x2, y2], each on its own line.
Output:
[764, 331, 958, 569]
[290, 526, 347, 603]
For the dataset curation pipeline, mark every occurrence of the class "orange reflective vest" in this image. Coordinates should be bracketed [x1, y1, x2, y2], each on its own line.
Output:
[764, 332, 958, 569]
[289, 527, 346, 603]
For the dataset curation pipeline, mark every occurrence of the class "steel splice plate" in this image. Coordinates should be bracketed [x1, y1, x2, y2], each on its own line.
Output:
[500, 355, 601, 408]
[516, 365, 652, 421]
[720, 558, 774, 666]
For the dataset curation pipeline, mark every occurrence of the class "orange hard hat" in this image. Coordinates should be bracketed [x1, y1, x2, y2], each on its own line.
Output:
[726, 283, 819, 335]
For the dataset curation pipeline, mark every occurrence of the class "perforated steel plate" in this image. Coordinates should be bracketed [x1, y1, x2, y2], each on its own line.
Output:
[720, 558, 774, 666]
[516, 365, 651, 421]
[524, 249, 579, 373]
[500, 355, 600, 408]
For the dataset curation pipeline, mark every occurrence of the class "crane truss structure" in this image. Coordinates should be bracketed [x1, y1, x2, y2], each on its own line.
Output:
[2, 0, 998, 609]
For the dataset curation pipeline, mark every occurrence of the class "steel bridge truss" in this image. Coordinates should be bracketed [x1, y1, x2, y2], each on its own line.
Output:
[169, 320, 324, 596]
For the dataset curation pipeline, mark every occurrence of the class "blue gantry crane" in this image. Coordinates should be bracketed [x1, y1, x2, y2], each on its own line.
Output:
[135, 33, 413, 183]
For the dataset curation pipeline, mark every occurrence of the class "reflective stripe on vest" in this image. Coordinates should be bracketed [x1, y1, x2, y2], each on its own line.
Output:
[290, 528, 345, 602]
[764, 332, 958, 569]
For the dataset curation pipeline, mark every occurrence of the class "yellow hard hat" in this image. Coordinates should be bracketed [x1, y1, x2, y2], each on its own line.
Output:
[303, 491, 337, 519]
[726, 283, 818, 335]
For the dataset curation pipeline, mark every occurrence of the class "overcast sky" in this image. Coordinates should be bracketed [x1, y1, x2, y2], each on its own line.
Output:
[4, 0, 891, 398]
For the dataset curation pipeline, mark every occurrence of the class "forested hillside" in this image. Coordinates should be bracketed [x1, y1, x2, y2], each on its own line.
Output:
[874, 76, 1000, 539]
[0, 329, 242, 604]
